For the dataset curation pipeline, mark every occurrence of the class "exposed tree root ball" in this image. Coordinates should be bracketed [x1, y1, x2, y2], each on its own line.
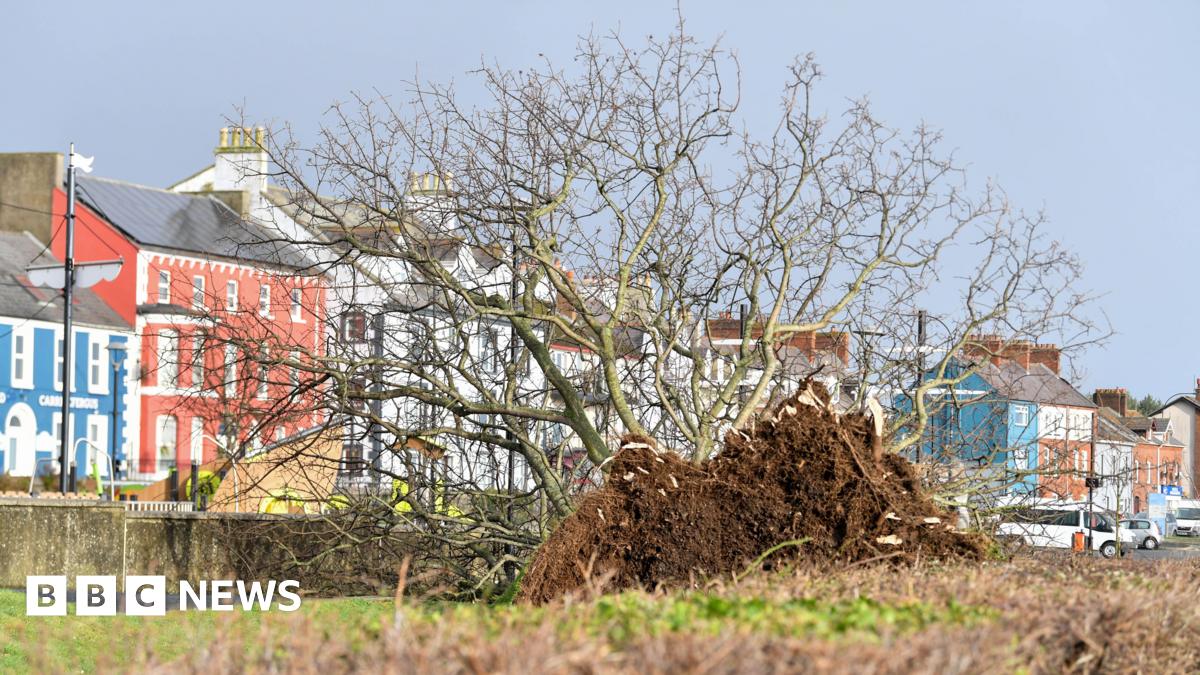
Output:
[519, 383, 988, 604]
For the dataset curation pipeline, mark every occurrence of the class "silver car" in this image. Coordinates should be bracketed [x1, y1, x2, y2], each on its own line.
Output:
[1120, 519, 1162, 550]
[1133, 511, 1178, 537]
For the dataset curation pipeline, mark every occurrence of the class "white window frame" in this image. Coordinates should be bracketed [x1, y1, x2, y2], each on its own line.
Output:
[53, 333, 76, 392]
[257, 348, 269, 399]
[156, 415, 178, 458]
[86, 414, 108, 476]
[158, 330, 179, 389]
[190, 417, 204, 463]
[259, 284, 271, 316]
[157, 270, 171, 304]
[52, 412, 73, 466]
[1011, 404, 1029, 428]
[226, 280, 238, 311]
[192, 334, 206, 388]
[88, 336, 108, 394]
[224, 344, 238, 398]
[10, 324, 32, 389]
[290, 288, 303, 322]
[192, 276, 206, 310]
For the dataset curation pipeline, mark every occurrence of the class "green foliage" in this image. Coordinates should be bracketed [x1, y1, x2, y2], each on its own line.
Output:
[1130, 394, 1164, 416]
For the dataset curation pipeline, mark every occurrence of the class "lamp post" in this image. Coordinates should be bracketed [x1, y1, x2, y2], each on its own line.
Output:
[106, 340, 127, 480]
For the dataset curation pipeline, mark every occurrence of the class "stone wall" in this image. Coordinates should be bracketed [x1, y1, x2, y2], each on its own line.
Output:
[0, 498, 306, 591]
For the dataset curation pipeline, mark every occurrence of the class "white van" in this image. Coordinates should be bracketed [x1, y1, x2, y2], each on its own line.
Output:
[997, 506, 1134, 558]
[1172, 499, 1200, 536]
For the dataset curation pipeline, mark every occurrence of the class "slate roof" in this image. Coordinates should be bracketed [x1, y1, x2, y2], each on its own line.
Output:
[976, 360, 1094, 408]
[1095, 407, 1142, 444]
[76, 176, 311, 269]
[0, 231, 128, 329]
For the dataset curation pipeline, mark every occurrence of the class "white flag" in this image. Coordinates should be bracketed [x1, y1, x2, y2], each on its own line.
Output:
[70, 152, 94, 173]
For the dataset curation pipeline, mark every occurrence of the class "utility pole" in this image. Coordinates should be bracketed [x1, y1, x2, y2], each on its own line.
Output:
[58, 145, 79, 494]
[504, 236, 519, 584]
[916, 310, 927, 463]
[24, 148, 120, 493]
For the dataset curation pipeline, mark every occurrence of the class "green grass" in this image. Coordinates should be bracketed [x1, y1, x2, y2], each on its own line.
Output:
[0, 587, 993, 672]
[0, 590, 393, 673]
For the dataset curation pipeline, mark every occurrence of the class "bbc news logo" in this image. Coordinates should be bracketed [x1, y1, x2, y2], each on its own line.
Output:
[26, 576, 302, 616]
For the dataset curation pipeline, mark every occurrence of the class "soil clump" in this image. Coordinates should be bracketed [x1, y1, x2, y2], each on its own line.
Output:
[519, 383, 988, 604]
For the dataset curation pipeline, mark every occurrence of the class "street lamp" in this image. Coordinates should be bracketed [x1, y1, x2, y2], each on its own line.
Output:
[106, 340, 127, 480]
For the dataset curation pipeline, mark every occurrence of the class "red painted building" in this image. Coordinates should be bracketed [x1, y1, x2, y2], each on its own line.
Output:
[49, 177, 325, 478]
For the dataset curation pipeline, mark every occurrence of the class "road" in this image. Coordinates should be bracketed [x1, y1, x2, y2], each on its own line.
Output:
[1130, 536, 1200, 561]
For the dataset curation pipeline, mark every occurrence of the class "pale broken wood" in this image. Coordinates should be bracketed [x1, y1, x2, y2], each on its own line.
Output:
[863, 396, 885, 462]
[876, 534, 903, 546]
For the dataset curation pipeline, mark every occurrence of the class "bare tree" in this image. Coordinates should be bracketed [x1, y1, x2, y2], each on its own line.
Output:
[182, 19, 1104, 591]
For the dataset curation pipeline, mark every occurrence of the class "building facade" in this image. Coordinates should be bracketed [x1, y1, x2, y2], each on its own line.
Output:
[0, 231, 134, 480]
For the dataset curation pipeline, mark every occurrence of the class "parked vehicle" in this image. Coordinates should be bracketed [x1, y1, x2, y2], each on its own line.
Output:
[1172, 501, 1200, 536]
[1119, 519, 1161, 550]
[997, 506, 1134, 558]
[1133, 511, 1177, 538]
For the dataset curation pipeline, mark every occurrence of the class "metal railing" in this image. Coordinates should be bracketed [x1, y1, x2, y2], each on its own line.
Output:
[122, 500, 195, 513]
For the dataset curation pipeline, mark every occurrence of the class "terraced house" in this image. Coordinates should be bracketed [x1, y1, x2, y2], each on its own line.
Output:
[915, 339, 1096, 501]
[0, 231, 133, 480]
[0, 149, 327, 481]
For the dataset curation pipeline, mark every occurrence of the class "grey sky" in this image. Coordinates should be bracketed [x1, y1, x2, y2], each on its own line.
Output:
[3, 1, 1196, 398]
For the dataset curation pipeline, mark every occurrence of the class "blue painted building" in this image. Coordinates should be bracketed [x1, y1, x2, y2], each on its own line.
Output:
[907, 357, 1092, 495]
[0, 231, 134, 480]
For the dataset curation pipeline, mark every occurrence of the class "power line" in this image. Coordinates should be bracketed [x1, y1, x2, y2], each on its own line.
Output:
[0, 199, 63, 217]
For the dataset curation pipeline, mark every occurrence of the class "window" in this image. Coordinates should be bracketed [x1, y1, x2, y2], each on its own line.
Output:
[224, 344, 237, 398]
[289, 351, 300, 387]
[257, 348, 269, 399]
[86, 415, 108, 475]
[158, 330, 178, 389]
[10, 325, 31, 389]
[482, 327, 501, 374]
[259, 283, 271, 315]
[341, 439, 364, 477]
[290, 288, 303, 322]
[342, 311, 368, 342]
[226, 280, 238, 311]
[54, 335, 63, 390]
[88, 337, 107, 393]
[192, 276, 205, 310]
[1052, 511, 1079, 527]
[1011, 404, 1029, 427]
[156, 415, 177, 458]
[51, 413, 73, 466]
[157, 270, 171, 303]
[192, 335, 206, 387]
[190, 418, 204, 463]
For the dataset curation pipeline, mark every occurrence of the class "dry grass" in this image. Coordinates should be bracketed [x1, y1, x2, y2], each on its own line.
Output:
[99, 553, 1200, 674]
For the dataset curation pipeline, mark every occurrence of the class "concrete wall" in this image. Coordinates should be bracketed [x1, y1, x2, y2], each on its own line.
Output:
[0, 498, 291, 591]
[0, 153, 61, 242]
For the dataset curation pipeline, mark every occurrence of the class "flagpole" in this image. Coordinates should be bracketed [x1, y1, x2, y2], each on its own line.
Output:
[59, 143, 77, 494]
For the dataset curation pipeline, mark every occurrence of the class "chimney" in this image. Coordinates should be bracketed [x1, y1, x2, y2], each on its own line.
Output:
[0, 152, 63, 242]
[212, 126, 268, 194]
[1093, 388, 1127, 416]
[1028, 343, 1061, 375]
[404, 171, 458, 232]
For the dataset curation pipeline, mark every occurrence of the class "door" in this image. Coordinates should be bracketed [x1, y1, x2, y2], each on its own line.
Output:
[4, 404, 37, 476]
